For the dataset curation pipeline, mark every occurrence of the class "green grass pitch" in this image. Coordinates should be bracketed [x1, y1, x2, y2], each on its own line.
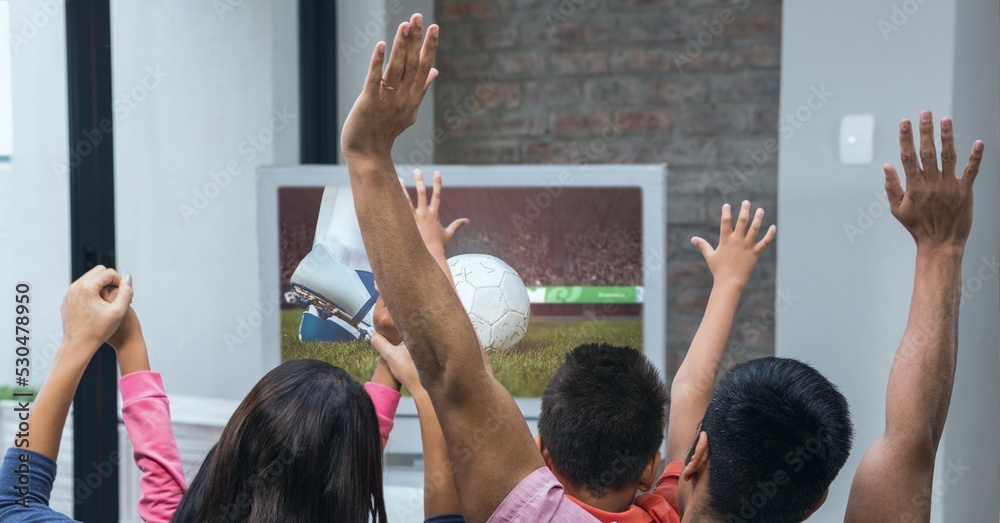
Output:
[280, 309, 643, 397]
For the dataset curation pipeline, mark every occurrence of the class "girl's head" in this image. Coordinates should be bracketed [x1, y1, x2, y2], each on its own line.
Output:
[172, 359, 386, 523]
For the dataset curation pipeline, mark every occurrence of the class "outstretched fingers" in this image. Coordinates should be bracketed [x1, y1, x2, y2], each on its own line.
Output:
[719, 203, 733, 239]
[382, 21, 411, 90]
[884, 164, 904, 213]
[898, 120, 921, 185]
[430, 171, 443, 212]
[939, 118, 957, 178]
[691, 236, 714, 259]
[746, 207, 764, 242]
[753, 225, 777, 256]
[415, 25, 440, 95]
[365, 42, 387, 92]
[733, 200, 751, 237]
[961, 140, 985, 186]
[414, 169, 428, 208]
[918, 110, 939, 178]
[401, 14, 424, 87]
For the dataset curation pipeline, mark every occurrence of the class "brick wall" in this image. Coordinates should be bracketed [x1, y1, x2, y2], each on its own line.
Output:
[433, 0, 782, 379]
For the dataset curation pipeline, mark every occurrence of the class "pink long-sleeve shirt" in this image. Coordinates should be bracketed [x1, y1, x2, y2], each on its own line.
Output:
[120, 371, 401, 523]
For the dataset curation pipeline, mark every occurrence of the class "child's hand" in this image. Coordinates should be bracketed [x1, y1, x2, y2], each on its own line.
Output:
[401, 169, 469, 251]
[371, 332, 423, 393]
[692, 201, 776, 290]
[61, 265, 133, 353]
[107, 307, 143, 352]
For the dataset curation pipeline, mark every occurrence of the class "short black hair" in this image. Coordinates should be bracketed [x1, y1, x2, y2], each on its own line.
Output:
[539, 344, 668, 497]
[698, 357, 853, 522]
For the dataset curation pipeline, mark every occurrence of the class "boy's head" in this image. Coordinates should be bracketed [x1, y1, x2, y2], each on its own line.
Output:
[681, 357, 853, 522]
[538, 344, 668, 498]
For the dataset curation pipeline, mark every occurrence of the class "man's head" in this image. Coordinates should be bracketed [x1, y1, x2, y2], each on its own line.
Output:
[680, 357, 853, 522]
[538, 344, 668, 500]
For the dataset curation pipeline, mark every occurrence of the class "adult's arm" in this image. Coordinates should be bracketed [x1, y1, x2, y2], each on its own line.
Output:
[845, 112, 984, 522]
[27, 266, 132, 461]
[341, 14, 543, 522]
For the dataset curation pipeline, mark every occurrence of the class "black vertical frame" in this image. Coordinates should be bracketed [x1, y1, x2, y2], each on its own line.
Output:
[65, 0, 119, 520]
[299, 0, 338, 163]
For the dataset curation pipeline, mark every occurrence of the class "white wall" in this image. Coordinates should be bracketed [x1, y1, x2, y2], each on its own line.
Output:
[777, 1, 999, 522]
[0, 0, 72, 513]
[111, 0, 296, 399]
[937, 1, 1000, 520]
[336, 0, 435, 165]
[0, 0, 71, 384]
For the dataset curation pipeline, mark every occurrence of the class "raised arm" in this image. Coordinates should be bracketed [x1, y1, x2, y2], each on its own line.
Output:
[665, 202, 775, 463]
[845, 112, 984, 522]
[105, 298, 187, 523]
[341, 15, 543, 521]
[373, 334, 463, 519]
[0, 267, 130, 520]
[29, 266, 132, 460]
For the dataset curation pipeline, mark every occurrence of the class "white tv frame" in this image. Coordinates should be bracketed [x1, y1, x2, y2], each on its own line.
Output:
[257, 164, 667, 454]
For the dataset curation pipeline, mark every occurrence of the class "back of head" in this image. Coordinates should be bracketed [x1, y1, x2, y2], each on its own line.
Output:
[698, 357, 853, 522]
[539, 344, 668, 498]
[171, 359, 386, 523]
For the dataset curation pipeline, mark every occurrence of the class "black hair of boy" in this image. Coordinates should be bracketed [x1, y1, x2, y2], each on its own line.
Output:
[539, 343, 668, 497]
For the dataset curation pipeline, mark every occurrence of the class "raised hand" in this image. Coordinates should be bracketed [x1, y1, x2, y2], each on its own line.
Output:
[371, 333, 422, 393]
[691, 201, 776, 289]
[402, 169, 470, 251]
[884, 110, 984, 251]
[60, 265, 134, 353]
[341, 13, 439, 159]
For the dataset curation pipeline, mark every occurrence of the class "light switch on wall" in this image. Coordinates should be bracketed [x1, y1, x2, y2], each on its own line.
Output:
[840, 114, 875, 165]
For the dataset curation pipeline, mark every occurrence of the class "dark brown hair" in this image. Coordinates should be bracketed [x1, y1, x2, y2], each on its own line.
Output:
[171, 359, 387, 522]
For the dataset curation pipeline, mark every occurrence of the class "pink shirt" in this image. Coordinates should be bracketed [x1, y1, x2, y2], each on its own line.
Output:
[488, 467, 600, 523]
[120, 372, 402, 523]
[119, 372, 188, 523]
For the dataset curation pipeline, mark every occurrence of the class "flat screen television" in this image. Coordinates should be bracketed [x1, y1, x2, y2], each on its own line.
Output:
[257, 165, 667, 453]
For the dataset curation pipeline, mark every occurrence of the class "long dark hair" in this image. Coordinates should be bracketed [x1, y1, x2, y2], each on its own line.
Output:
[171, 359, 387, 522]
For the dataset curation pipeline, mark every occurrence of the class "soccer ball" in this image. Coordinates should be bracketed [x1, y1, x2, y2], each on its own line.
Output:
[449, 254, 531, 351]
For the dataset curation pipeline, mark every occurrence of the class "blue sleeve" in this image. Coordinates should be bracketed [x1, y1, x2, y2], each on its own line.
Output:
[0, 447, 76, 522]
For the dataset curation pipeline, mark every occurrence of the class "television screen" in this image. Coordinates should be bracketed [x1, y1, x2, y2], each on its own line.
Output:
[277, 185, 644, 397]
[258, 165, 665, 440]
